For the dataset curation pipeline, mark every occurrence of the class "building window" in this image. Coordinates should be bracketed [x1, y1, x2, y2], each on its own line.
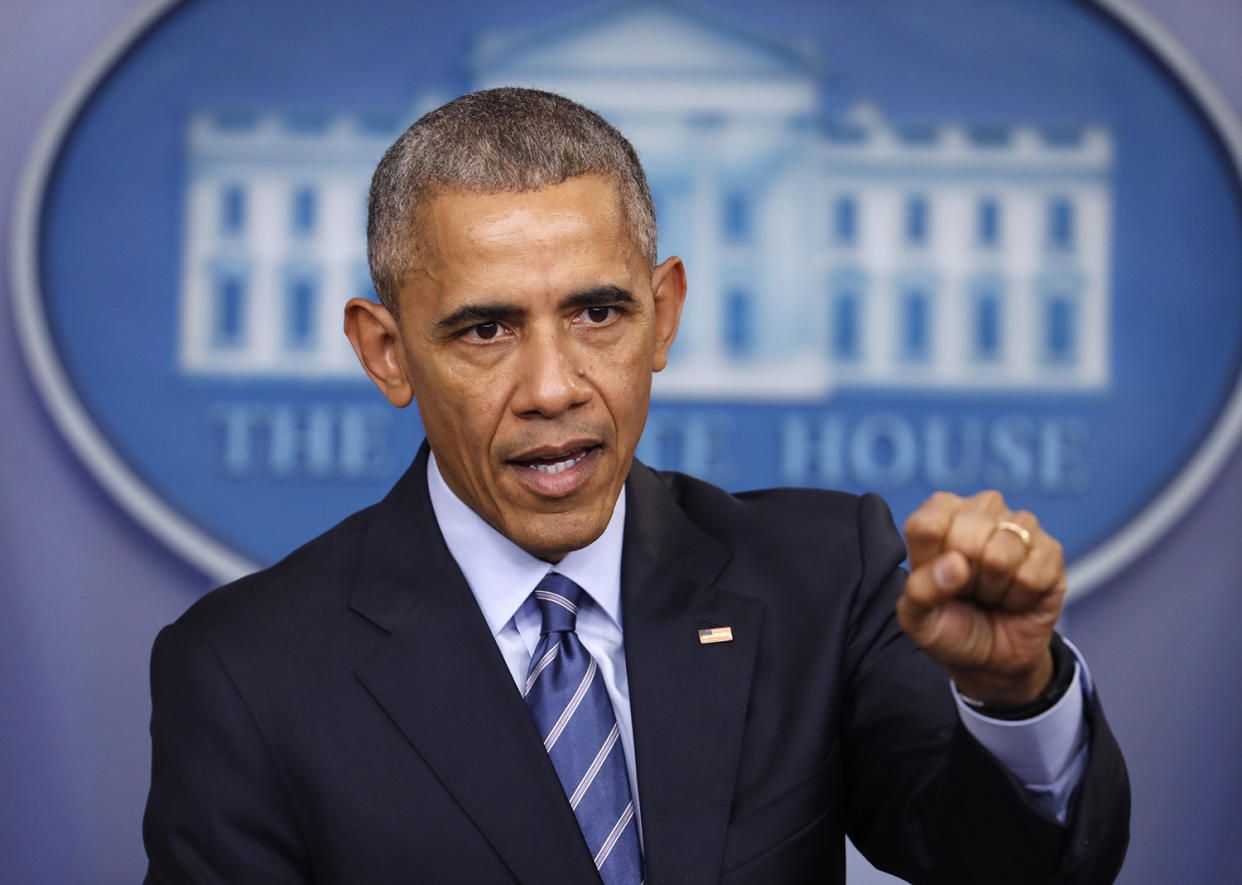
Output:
[285, 275, 318, 349]
[829, 272, 864, 360]
[977, 198, 1000, 248]
[220, 185, 245, 235]
[833, 196, 858, 247]
[971, 279, 1004, 361]
[291, 186, 317, 236]
[211, 271, 246, 348]
[900, 284, 932, 361]
[1043, 292, 1078, 364]
[904, 195, 929, 247]
[1047, 197, 1075, 251]
[722, 192, 751, 244]
[724, 289, 753, 356]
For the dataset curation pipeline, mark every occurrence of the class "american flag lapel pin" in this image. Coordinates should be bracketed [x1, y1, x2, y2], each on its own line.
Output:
[698, 626, 734, 645]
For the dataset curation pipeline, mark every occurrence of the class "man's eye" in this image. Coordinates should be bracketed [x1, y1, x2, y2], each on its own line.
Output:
[583, 306, 614, 323]
[469, 322, 500, 340]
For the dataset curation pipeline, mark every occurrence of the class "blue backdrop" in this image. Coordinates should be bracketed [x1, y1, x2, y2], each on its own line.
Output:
[2, 1, 1240, 882]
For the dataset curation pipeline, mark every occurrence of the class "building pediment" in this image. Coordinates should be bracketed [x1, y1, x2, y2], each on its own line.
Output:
[472, 0, 816, 79]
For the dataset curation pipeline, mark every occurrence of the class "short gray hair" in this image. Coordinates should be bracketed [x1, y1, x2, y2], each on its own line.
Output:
[366, 87, 657, 313]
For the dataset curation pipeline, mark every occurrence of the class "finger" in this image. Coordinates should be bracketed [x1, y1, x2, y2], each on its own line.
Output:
[897, 551, 982, 659]
[903, 491, 964, 569]
[957, 488, 1009, 521]
[974, 510, 1038, 606]
[901, 550, 971, 619]
[940, 494, 1004, 583]
[1000, 523, 1066, 612]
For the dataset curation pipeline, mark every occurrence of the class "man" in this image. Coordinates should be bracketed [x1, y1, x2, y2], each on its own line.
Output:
[144, 88, 1129, 883]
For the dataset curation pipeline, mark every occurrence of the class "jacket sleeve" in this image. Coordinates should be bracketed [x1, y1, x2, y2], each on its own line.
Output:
[143, 619, 311, 883]
[840, 492, 1130, 885]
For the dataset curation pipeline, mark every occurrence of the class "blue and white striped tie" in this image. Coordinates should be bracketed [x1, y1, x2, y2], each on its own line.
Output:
[524, 572, 643, 885]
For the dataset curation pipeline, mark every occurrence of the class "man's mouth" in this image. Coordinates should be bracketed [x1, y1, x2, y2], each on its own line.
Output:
[507, 444, 602, 497]
[523, 449, 592, 475]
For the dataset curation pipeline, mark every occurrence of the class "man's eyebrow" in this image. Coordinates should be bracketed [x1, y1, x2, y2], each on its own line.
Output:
[562, 286, 637, 309]
[434, 287, 636, 330]
[434, 303, 524, 330]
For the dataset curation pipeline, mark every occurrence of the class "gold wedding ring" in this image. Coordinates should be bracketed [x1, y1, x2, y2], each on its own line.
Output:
[993, 520, 1032, 554]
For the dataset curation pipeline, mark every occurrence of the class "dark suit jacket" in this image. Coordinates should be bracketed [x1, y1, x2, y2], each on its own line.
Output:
[144, 445, 1129, 884]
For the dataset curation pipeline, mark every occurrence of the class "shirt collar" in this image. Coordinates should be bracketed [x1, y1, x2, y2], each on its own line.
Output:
[426, 451, 626, 636]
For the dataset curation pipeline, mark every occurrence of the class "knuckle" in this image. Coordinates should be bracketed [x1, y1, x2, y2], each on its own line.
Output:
[925, 490, 961, 511]
[974, 489, 1005, 509]
[904, 507, 948, 539]
[1013, 509, 1038, 527]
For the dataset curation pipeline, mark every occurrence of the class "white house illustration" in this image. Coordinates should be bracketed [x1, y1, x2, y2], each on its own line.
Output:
[177, 0, 1113, 397]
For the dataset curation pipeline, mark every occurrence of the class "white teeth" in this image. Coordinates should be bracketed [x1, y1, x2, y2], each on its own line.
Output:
[529, 451, 587, 474]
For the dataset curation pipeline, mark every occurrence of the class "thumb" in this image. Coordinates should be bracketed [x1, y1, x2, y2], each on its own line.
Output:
[898, 551, 970, 639]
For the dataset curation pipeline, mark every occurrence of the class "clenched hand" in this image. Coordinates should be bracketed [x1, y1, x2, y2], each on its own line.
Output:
[897, 490, 1066, 706]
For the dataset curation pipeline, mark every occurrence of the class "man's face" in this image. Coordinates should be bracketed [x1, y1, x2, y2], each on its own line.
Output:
[383, 175, 684, 561]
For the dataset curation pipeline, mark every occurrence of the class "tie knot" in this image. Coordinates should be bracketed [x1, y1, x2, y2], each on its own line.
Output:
[533, 572, 583, 635]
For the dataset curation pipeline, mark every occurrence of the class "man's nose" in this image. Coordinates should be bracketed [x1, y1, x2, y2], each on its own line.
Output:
[510, 328, 591, 418]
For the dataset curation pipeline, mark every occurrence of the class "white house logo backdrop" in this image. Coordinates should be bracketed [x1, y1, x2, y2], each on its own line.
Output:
[14, 0, 1242, 591]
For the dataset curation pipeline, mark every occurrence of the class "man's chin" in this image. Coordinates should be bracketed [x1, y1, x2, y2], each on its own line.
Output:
[503, 508, 613, 563]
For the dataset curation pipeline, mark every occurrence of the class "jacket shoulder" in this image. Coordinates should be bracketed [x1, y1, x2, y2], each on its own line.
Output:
[170, 502, 381, 641]
[650, 467, 902, 559]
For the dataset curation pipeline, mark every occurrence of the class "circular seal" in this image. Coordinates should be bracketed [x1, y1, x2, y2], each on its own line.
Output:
[12, 0, 1242, 597]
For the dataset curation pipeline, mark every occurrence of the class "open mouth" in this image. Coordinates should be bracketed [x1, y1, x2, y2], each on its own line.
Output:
[507, 443, 602, 496]
[521, 448, 593, 475]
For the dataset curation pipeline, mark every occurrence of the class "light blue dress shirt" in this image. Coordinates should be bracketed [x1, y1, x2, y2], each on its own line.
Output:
[426, 454, 1088, 829]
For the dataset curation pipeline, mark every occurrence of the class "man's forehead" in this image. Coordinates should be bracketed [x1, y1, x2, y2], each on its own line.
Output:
[411, 178, 637, 271]
[394, 176, 646, 309]
[423, 175, 625, 232]
[434, 196, 605, 252]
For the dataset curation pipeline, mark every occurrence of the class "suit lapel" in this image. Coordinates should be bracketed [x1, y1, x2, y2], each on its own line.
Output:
[350, 448, 600, 884]
[623, 464, 764, 885]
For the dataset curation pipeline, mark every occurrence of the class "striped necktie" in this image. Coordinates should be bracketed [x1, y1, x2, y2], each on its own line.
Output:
[523, 572, 643, 885]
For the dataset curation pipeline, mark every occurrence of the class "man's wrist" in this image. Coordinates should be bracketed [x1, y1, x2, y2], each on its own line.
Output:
[958, 633, 1075, 721]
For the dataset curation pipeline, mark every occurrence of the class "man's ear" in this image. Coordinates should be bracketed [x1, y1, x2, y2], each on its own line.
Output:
[649, 255, 687, 372]
[343, 297, 414, 408]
